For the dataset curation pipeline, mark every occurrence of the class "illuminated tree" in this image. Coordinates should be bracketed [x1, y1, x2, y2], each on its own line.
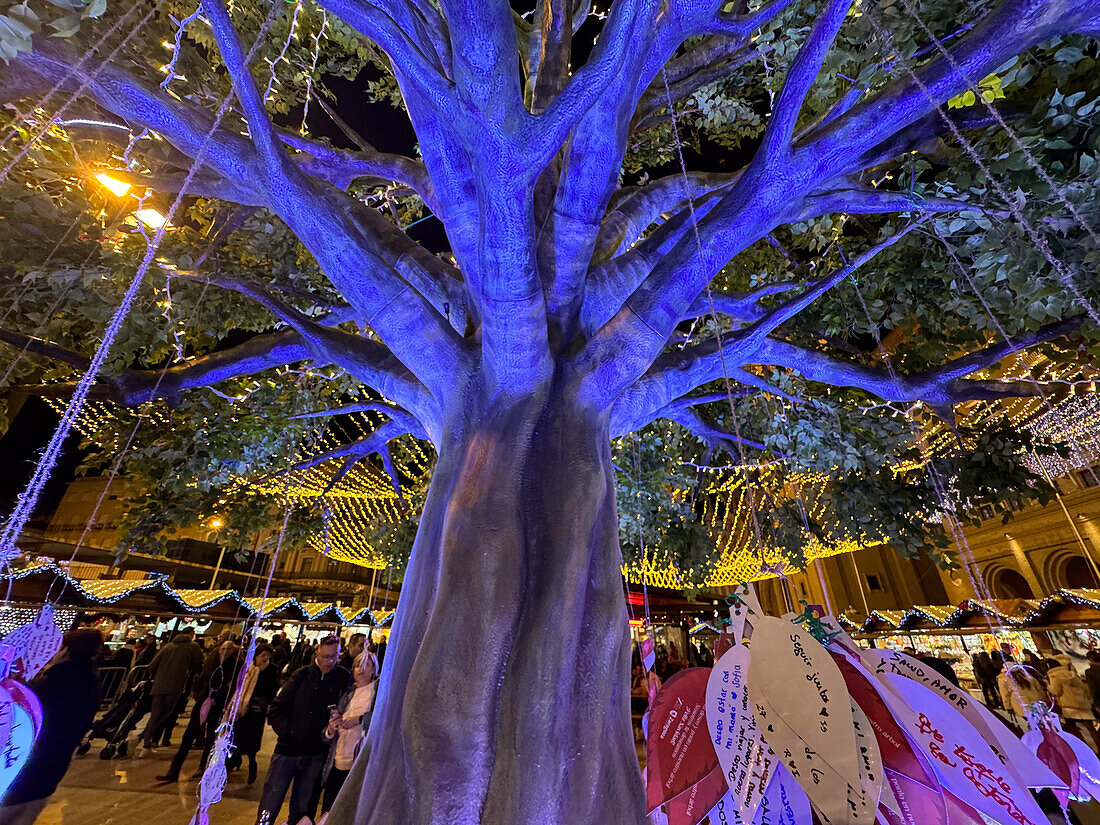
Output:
[1, 0, 1098, 821]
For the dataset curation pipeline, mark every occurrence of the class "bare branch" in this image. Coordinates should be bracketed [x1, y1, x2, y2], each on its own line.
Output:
[753, 316, 1084, 406]
[662, 405, 769, 454]
[289, 419, 412, 473]
[709, 0, 800, 37]
[0, 328, 309, 405]
[292, 400, 429, 441]
[759, 0, 853, 158]
[799, 186, 973, 219]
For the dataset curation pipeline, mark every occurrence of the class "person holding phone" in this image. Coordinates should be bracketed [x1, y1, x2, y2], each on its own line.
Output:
[254, 635, 352, 825]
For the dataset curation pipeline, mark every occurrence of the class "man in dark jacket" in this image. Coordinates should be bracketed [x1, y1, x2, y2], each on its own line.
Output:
[157, 641, 242, 783]
[255, 635, 351, 825]
[0, 629, 103, 823]
[139, 627, 203, 754]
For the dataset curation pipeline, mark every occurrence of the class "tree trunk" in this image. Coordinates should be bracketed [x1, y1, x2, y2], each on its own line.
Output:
[327, 375, 646, 825]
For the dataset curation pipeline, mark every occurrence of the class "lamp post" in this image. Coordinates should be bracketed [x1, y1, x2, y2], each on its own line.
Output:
[207, 517, 226, 590]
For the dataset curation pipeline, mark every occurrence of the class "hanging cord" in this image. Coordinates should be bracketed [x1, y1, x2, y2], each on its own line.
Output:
[928, 223, 1100, 488]
[848, 273, 1033, 711]
[658, 68, 770, 572]
[858, 0, 1100, 329]
[0, 0, 283, 566]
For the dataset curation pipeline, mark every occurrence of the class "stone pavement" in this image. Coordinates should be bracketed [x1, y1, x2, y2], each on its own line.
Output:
[26, 733, 276, 825]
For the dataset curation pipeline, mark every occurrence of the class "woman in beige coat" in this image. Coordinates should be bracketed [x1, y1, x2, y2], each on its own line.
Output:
[1047, 653, 1100, 749]
[997, 663, 1049, 718]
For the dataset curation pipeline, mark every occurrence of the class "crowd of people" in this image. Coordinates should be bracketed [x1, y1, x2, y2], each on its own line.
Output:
[0, 625, 384, 825]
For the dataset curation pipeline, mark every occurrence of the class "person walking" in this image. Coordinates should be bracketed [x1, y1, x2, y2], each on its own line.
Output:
[972, 651, 1002, 709]
[0, 629, 104, 825]
[998, 662, 1049, 720]
[157, 640, 242, 782]
[139, 627, 203, 755]
[1046, 653, 1100, 750]
[319, 651, 378, 815]
[1085, 651, 1100, 716]
[255, 635, 351, 825]
[338, 633, 365, 672]
[229, 644, 280, 784]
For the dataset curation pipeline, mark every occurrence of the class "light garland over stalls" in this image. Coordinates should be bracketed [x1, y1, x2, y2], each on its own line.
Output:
[45, 350, 1100, 585]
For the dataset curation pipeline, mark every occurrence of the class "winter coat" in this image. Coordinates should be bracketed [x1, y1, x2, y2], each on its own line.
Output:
[145, 635, 203, 696]
[997, 670, 1049, 717]
[4, 658, 102, 804]
[268, 664, 352, 756]
[1047, 664, 1096, 721]
[233, 665, 279, 756]
[1085, 663, 1100, 709]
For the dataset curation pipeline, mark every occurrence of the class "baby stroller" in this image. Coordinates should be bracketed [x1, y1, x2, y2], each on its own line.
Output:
[76, 677, 152, 759]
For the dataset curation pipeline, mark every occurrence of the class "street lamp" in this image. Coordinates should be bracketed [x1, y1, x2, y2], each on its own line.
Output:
[207, 517, 226, 590]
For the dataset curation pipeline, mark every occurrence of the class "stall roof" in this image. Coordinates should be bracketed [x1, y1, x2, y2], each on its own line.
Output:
[843, 590, 1100, 635]
[1, 564, 385, 627]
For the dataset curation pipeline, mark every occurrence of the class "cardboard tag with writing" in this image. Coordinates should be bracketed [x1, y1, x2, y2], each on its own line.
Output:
[879, 674, 1047, 825]
[646, 668, 720, 814]
[706, 643, 774, 824]
[748, 617, 859, 789]
[861, 648, 1063, 790]
[666, 766, 729, 825]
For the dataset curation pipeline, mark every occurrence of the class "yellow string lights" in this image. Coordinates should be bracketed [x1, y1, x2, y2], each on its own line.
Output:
[45, 346, 1098, 587]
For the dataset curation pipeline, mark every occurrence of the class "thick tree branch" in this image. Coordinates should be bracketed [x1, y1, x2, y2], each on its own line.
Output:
[293, 400, 430, 442]
[662, 406, 768, 454]
[0, 328, 310, 405]
[288, 419, 412, 483]
[759, 0, 853, 158]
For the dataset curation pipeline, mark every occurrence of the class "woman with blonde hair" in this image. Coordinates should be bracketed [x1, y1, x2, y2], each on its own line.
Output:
[320, 650, 379, 813]
[997, 662, 1049, 719]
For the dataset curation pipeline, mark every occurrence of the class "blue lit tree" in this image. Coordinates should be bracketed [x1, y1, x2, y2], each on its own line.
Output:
[2, 0, 1099, 821]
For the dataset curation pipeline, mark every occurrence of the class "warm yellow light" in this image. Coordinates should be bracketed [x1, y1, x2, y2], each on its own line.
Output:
[134, 208, 168, 229]
[95, 172, 131, 197]
[209, 517, 224, 529]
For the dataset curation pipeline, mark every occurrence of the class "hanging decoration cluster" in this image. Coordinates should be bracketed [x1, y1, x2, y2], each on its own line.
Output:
[641, 587, 1095, 825]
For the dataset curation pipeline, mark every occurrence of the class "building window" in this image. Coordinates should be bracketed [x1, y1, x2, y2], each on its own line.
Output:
[978, 504, 995, 521]
[866, 574, 882, 591]
[1079, 467, 1100, 488]
[301, 557, 313, 574]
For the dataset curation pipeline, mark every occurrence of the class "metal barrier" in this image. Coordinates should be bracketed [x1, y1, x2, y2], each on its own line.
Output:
[98, 664, 148, 704]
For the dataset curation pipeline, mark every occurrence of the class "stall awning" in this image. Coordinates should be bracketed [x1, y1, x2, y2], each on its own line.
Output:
[1, 564, 387, 627]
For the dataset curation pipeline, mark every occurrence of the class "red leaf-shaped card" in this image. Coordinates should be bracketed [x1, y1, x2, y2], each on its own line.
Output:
[666, 766, 729, 825]
[646, 668, 719, 814]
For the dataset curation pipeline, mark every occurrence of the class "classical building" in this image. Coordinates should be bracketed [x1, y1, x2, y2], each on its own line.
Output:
[755, 464, 1100, 618]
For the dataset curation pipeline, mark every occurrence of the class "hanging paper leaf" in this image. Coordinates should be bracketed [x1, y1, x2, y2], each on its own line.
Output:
[752, 765, 812, 825]
[666, 766, 729, 825]
[752, 693, 871, 825]
[860, 648, 1063, 791]
[641, 637, 655, 672]
[646, 668, 719, 815]
[747, 617, 859, 789]
[0, 690, 39, 802]
[879, 770, 949, 825]
[1032, 728, 1080, 804]
[878, 674, 1048, 825]
[830, 653, 946, 825]
[1040, 729, 1100, 802]
[849, 698, 884, 812]
[705, 643, 774, 824]
[3, 605, 63, 680]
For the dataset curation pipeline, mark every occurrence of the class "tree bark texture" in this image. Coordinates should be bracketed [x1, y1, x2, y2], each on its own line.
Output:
[328, 376, 645, 825]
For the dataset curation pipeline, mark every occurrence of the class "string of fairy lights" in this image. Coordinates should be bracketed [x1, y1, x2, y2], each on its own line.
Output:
[46, 344, 1100, 588]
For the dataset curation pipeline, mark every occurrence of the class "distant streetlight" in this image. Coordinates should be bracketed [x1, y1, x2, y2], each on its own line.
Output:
[208, 517, 226, 590]
[134, 207, 169, 229]
[94, 172, 131, 197]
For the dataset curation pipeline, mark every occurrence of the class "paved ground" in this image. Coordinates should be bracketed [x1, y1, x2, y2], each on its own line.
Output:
[31, 730, 275, 825]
